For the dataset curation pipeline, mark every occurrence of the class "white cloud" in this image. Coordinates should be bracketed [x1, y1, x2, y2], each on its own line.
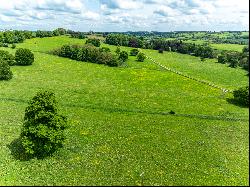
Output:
[0, 0, 248, 31]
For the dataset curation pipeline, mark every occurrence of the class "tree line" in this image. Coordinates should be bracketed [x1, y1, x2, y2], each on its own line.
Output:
[217, 45, 249, 72]
[105, 34, 215, 58]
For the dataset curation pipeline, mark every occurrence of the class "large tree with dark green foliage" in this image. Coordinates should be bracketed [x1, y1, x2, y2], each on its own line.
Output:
[0, 60, 13, 80]
[20, 91, 68, 157]
[15, 48, 34, 66]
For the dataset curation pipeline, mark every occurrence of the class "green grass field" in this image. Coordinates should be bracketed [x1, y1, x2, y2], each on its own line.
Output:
[184, 40, 246, 52]
[0, 36, 249, 185]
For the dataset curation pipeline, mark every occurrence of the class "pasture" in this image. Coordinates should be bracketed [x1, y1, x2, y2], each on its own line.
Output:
[0, 36, 249, 186]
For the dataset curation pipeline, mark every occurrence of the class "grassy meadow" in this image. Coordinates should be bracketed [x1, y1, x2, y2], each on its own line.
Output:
[0, 36, 249, 185]
[184, 40, 246, 52]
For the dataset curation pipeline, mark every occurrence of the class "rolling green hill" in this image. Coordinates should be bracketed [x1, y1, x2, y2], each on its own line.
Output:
[0, 36, 248, 186]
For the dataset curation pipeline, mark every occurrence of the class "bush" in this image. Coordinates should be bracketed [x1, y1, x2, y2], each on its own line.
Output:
[85, 38, 100, 47]
[11, 44, 16, 49]
[97, 52, 118, 66]
[119, 51, 128, 62]
[15, 48, 34, 65]
[0, 50, 16, 66]
[218, 54, 227, 64]
[20, 91, 68, 157]
[58, 45, 72, 58]
[233, 86, 249, 106]
[158, 49, 164, 53]
[130, 48, 139, 56]
[115, 46, 121, 55]
[1, 43, 8, 47]
[137, 52, 146, 62]
[0, 60, 13, 80]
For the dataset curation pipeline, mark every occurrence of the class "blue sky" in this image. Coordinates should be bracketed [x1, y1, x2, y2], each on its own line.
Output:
[0, 0, 249, 31]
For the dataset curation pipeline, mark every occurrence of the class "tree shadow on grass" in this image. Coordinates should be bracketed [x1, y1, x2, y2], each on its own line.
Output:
[226, 98, 249, 108]
[7, 137, 34, 161]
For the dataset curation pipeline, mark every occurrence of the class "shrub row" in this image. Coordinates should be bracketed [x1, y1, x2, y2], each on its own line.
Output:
[105, 34, 216, 59]
[52, 44, 119, 67]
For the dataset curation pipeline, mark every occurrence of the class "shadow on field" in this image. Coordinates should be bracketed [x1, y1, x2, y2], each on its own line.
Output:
[7, 137, 34, 161]
[226, 98, 249, 108]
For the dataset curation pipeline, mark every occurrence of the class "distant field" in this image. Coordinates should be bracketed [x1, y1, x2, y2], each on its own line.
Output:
[0, 36, 248, 186]
[184, 40, 246, 52]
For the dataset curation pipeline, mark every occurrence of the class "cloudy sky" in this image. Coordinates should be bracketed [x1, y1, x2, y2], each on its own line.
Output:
[0, 0, 249, 32]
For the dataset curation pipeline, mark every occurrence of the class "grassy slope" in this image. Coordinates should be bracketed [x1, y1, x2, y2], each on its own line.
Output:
[0, 36, 249, 185]
[140, 49, 248, 90]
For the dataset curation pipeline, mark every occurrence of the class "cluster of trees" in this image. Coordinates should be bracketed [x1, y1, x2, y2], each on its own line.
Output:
[105, 34, 215, 59]
[0, 28, 68, 45]
[0, 30, 34, 45]
[52, 44, 120, 67]
[105, 34, 144, 48]
[35, 28, 67, 38]
[218, 45, 249, 71]
[150, 39, 215, 58]
[0, 49, 34, 80]
[67, 30, 87, 39]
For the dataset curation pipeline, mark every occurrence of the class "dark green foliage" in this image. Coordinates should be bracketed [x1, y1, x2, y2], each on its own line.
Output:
[97, 52, 119, 66]
[70, 32, 86, 39]
[233, 86, 249, 106]
[200, 57, 205, 61]
[158, 49, 164, 53]
[85, 38, 101, 47]
[105, 34, 142, 48]
[0, 60, 13, 80]
[20, 91, 67, 157]
[0, 50, 16, 66]
[137, 52, 146, 62]
[115, 46, 121, 55]
[11, 44, 16, 49]
[242, 45, 249, 53]
[169, 110, 175, 114]
[15, 48, 34, 66]
[227, 52, 239, 68]
[119, 51, 128, 62]
[1, 43, 8, 47]
[105, 34, 215, 59]
[218, 54, 227, 64]
[53, 44, 119, 67]
[130, 48, 139, 56]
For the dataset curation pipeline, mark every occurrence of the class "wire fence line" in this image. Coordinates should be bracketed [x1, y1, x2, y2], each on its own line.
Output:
[142, 52, 233, 94]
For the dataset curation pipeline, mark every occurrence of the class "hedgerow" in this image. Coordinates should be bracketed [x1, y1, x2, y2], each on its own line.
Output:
[53, 44, 119, 67]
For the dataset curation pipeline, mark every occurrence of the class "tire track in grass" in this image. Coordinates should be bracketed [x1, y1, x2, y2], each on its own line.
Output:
[141, 51, 233, 94]
[1, 97, 248, 122]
